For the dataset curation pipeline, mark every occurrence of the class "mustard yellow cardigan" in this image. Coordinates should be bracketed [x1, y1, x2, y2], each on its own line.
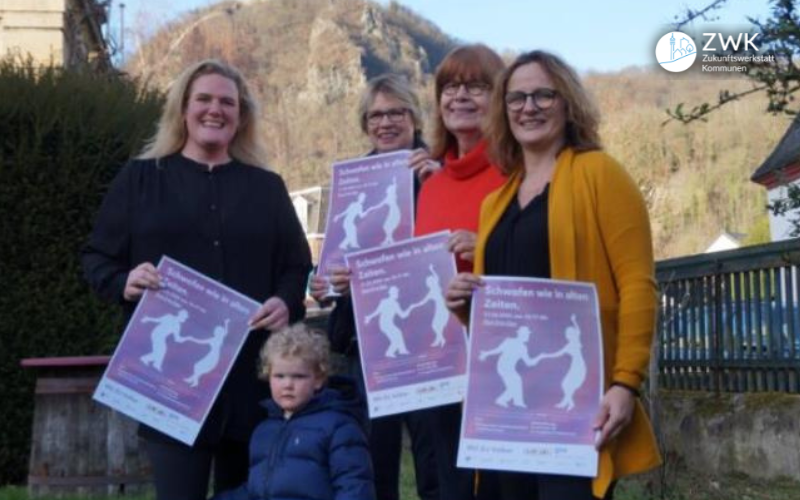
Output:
[474, 148, 662, 497]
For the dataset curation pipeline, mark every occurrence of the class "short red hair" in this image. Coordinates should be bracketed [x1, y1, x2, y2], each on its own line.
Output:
[430, 44, 505, 159]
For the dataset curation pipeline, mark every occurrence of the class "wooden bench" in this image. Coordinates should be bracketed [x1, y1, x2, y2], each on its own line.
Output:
[21, 356, 151, 497]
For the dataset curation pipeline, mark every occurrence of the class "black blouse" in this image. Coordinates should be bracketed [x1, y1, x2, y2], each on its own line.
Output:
[484, 184, 550, 279]
[82, 153, 312, 444]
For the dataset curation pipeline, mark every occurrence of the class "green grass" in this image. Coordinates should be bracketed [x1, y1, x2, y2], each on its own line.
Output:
[0, 440, 415, 500]
[399, 441, 417, 499]
[4, 457, 799, 500]
[0, 488, 26, 500]
[0, 487, 151, 500]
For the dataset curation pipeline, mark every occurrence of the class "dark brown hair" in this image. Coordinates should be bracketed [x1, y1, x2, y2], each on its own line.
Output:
[486, 50, 601, 175]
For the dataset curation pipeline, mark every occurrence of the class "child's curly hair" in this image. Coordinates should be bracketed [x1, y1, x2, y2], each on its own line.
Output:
[259, 324, 331, 381]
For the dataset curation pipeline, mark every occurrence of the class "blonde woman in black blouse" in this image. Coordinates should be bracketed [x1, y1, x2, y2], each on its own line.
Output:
[82, 59, 311, 500]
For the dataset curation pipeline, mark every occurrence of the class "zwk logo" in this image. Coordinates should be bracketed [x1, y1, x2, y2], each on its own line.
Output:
[656, 29, 764, 74]
[656, 31, 697, 72]
[702, 32, 759, 52]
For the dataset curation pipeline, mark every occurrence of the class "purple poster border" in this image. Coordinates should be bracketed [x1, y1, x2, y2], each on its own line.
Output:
[93, 256, 260, 445]
[346, 231, 468, 417]
[317, 150, 414, 284]
[458, 276, 603, 477]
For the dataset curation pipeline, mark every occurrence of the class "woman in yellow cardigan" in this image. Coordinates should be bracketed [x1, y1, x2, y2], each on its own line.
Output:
[445, 50, 661, 500]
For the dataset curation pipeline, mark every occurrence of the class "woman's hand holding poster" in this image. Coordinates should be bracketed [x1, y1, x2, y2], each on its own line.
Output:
[346, 232, 468, 417]
[93, 256, 260, 445]
[458, 276, 603, 477]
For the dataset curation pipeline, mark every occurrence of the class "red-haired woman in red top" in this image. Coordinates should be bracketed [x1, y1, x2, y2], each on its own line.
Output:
[415, 43, 507, 500]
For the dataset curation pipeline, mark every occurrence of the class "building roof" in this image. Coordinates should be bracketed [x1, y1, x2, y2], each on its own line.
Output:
[751, 114, 800, 187]
[704, 231, 745, 253]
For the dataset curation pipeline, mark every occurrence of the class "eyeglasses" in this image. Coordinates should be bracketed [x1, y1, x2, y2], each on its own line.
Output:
[442, 81, 491, 96]
[365, 108, 409, 126]
[504, 88, 559, 112]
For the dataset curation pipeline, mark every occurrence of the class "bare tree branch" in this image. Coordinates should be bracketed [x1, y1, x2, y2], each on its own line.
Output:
[672, 0, 729, 30]
[661, 84, 768, 125]
[664, 0, 800, 125]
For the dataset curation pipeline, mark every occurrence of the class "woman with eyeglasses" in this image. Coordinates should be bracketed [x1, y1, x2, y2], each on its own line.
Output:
[413, 43, 507, 500]
[309, 74, 440, 500]
[446, 50, 661, 500]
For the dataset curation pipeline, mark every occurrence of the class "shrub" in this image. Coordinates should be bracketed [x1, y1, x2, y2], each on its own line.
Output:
[0, 59, 163, 484]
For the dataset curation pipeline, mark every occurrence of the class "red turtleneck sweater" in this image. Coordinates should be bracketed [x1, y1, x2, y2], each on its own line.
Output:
[414, 140, 506, 272]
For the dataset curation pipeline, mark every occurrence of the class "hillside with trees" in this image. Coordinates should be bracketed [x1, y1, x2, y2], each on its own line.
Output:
[587, 70, 787, 257]
[126, 0, 788, 259]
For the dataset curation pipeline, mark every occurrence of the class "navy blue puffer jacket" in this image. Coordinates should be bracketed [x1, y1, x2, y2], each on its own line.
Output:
[212, 376, 375, 500]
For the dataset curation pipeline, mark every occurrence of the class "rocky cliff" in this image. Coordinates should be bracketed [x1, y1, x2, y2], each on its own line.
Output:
[127, 0, 454, 189]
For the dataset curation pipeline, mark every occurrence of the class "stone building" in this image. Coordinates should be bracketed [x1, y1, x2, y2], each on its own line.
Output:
[0, 0, 110, 69]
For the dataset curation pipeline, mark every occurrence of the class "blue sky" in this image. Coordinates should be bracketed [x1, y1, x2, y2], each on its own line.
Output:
[110, 0, 773, 72]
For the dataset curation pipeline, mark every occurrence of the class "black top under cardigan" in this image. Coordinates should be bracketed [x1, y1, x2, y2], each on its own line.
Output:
[484, 184, 550, 279]
[82, 153, 312, 445]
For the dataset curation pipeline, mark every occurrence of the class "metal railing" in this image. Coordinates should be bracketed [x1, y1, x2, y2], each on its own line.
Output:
[656, 238, 800, 392]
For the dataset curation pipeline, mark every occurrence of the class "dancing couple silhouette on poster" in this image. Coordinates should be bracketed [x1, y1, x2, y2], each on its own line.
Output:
[333, 177, 401, 250]
[139, 309, 231, 388]
[363, 265, 450, 357]
[479, 315, 587, 411]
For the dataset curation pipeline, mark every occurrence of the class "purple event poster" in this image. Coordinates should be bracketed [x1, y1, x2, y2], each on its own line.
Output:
[346, 231, 467, 417]
[93, 256, 260, 445]
[317, 150, 414, 281]
[458, 276, 603, 477]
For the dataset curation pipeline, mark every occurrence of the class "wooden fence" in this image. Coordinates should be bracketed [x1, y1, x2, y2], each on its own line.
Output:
[656, 238, 800, 392]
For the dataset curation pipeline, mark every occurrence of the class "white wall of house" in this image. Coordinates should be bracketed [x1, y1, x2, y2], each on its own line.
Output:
[291, 195, 309, 233]
[0, 0, 65, 65]
[767, 179, 800, 241]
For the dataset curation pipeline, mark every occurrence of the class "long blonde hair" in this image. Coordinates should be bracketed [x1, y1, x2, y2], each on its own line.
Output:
[139, 59, 269, 168]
